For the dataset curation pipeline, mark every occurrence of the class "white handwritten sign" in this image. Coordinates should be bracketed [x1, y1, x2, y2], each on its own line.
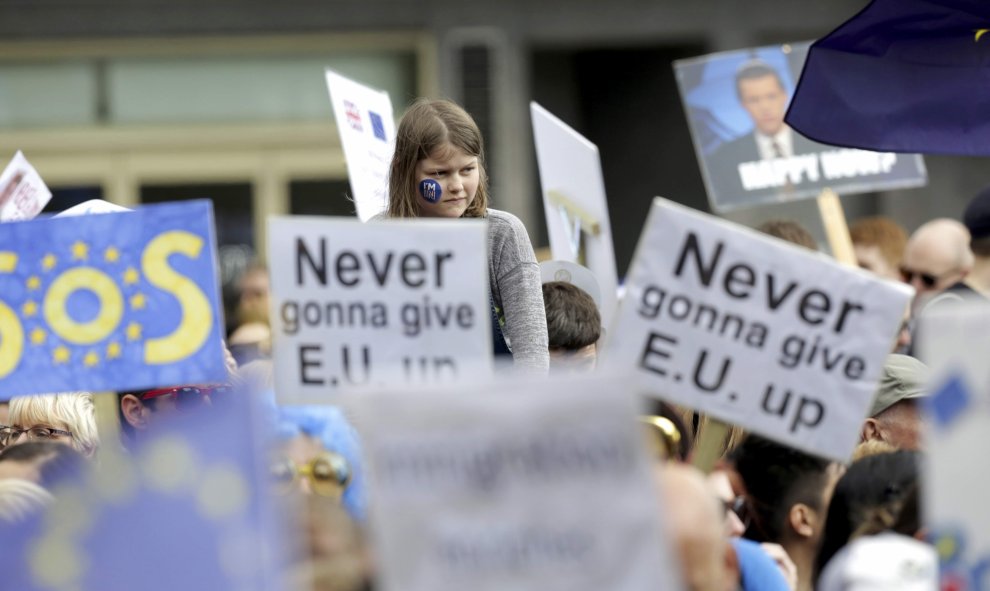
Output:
[325, 69, 396, 222]
[605, 198, 912, 460]
[917, 301, 990, 589]
[0, 151, 52, 222]
[268, 216, 491, 403]
[531, 103, 619, 323]
[353, 373, 680, 591]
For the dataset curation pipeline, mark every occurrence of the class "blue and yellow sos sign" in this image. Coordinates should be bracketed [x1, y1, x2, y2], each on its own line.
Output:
[0, 200, 226, 398]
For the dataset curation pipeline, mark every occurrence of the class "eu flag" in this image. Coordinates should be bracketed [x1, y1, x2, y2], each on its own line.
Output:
[0, 388, 286, 591]
[786, 0, 990, 156]
[0, 200, 226, 398]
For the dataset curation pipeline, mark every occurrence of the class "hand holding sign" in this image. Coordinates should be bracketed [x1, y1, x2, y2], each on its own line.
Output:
[605, 198, 911, 461]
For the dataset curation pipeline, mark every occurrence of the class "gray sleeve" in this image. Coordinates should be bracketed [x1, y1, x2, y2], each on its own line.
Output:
[488, 211, 550, 373]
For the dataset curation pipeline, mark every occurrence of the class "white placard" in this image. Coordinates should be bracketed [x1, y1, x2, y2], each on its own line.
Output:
[530, 103, 619, 324]
[325, 69, 396, 222]
[268, 216, 492, 403]
[0, 151, 52, 221]
[605, 198, 912, 461]
[917, 302, 990, 588]
[353, 373, 680, 591]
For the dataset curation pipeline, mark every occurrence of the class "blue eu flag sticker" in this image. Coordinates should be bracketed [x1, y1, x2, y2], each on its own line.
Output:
[0, 200, 226, 398]
[369, 110, 387, 142]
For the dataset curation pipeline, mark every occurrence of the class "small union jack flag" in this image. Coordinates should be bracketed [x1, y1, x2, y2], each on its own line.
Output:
[344, 100, 363, 132]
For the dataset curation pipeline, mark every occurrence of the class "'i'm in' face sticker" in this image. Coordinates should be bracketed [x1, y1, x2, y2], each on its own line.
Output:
[419, 179, 442, 203]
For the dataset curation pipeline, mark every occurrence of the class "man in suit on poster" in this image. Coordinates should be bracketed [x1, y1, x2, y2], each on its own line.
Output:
[707, 59, 820, 209]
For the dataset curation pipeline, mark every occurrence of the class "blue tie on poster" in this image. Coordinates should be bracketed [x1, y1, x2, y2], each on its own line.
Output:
[0, 200, 226, 398]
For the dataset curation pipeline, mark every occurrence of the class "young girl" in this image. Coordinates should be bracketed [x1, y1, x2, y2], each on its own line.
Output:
[381, 98, 549, 372]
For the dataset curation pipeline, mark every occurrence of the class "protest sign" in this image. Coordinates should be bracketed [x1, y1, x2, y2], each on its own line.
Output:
[530, 102, 619, 323]
[353, 373, 680, 591]
[325, 69, 396, 222]
[605, 198, 912, 461]
[673, 43, 927, 213]
[267, 216, 491, 403]
[0, 200, 226, 398]
[0, 387, 284, 591]
[917, 301, 990, 589]
[0, 151, 52, 222]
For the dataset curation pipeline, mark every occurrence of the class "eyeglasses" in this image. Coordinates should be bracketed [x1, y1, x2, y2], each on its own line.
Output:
[140, 385, 232, 409]
[722, 495, 752, 529]
[639, 415, 683, 461]
[899, 266, 957, 289]
[270, 452, 351, 499]
[0, 426, 73, 448]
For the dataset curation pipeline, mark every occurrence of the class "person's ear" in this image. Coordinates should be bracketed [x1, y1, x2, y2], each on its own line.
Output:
[788, 503, 817, 539]
[120, 395, 150, 430]
[861, 418, 882, 442]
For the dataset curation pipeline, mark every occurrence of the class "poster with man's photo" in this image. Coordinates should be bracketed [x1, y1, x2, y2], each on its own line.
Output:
[674, 42, 927, 213]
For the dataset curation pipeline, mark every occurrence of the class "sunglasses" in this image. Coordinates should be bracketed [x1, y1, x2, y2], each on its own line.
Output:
[722, 495, 752, 529]
[140, 385, 232, 409]
[270, 452, 351, 499]
[899, 266, 956, 289]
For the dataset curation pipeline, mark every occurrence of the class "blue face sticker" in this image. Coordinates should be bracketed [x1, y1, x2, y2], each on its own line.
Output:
[419, 179, 442, 203]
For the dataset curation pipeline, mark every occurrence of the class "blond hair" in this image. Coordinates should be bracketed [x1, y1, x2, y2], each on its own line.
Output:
[387, 99, 489, 219]
[0, 478, 53, 523]
[10, 392, 100, 457]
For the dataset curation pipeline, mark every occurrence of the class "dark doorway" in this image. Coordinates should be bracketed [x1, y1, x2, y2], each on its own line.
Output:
[530, 43, 708, 277]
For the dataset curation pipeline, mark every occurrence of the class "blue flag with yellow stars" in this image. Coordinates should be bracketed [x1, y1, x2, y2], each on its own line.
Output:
[785, 0, 990, 156]
[0, 387, 287, 591]
[0, 199, 226, 398]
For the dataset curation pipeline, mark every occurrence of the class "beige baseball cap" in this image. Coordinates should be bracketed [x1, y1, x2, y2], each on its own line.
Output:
[869, 354, 930, 417]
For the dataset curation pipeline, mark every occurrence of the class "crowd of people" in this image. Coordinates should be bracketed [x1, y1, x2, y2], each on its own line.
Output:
[0, 96, 987, 591]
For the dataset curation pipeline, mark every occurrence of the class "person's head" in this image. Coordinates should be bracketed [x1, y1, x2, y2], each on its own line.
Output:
[902, 218, 973, 297]
[964, 185, 990, 260]
[542, 281, 601, 372]
[118, 384, 228, 446]
[659, 463, 734, 591]
[862, 354, 929, 450]
[275, 405, 366, 520]
[735, 60, 789, 137]
[757, 219, 817, 251]
[730, 435, 841, 548]
[0, 440, 86, 488]
[236, 262, 271, 326]
[814, 450, 920, 580]
[5, 393, 99, 457]
[388, 99, 488, 220]
[0, 478, 53, 524]
[849, 217, 908, 281]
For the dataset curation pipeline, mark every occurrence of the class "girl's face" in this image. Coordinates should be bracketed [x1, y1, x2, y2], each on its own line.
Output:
[415, 144, 480, 218]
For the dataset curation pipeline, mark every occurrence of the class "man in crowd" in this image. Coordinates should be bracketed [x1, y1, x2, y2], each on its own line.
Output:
[861, 354, 929, 451]
[901, 218, 973, 308]
[730, 435, 843, 591]
[542, 281, 601, 373]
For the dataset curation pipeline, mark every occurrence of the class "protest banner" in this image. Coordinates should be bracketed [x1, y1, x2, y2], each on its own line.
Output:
[530, 102, 619, 323]
[673, 42, 927, 213]
[353, 373, 680, 591]
[917, 301, 990, 589]
[325, 69, 396, 222]
[0, 151, 52, 222]
[605, 198, 912, 461]
[267, 216, 491, 403]
[0, 386, 284, 591]
[0, 200, 227, 399]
